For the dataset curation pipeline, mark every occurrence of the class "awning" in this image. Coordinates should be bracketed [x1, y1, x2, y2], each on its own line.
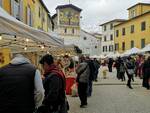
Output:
[122, 47, 141, 56]
[49, 44, 79, 56]
[0, 7, 64, 53]
[140, 44, 150, 53]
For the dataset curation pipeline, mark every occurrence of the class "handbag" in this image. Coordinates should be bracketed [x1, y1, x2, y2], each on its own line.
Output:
[127, 69, 134, 75]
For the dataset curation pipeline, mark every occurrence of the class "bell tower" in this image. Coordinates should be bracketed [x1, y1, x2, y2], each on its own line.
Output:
[52, 4, 82, 45]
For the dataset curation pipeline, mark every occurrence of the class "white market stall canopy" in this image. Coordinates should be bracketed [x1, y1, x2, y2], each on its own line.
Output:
[140, 44, 150, 53]
[90, 55, 101, 59]
[49, 44, 80, 56]
[0, 7, 64, 53]
[122, 47, 141, 56]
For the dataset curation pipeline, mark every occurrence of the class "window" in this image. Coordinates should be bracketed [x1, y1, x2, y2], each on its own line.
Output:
[64, 28, 67, 33]
[131, 25, 134, 33]
[122, 28, 126, 36]
[110, 23, 113, 30]
[104, 36, 107, 41]
[122, 42, 125, 51]
[95, 46, 97, 49]
[141, 21, 146, 31]
[0, 0, 2, 7]
[103, 46, 107, 52]
[115, 43, 119, 51]
[27, 6, 32, 26]
[131, 40, 134, 48]
[72, 28, 74, 34]
[116, 30, 119, 37]
[109, 45, 113, 52]
[13, 0, 20, 20]
[141, 39, 145, 48]
[110, 34, 113, 41]
[83, 37, 87, 40]
[130, 9, 136, 18]
[42, 12, 45, 22]
[104, 25, 106, 31]
[39, 7, 41, 18]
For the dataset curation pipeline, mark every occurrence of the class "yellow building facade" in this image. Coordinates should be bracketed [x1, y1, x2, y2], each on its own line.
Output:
[114, 3, 150, 53]
[0, 0, 52, 32]
[53, 4, 81, 37]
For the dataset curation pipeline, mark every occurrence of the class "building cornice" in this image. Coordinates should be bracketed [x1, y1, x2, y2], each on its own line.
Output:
[127, 2, 150, 10]
[114, 11, 150, 27]
[56, 4, 82, 12]
[99, 19, 127, 26]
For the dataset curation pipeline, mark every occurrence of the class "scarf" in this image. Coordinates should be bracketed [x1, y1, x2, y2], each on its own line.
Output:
[44, 64, 66, 89]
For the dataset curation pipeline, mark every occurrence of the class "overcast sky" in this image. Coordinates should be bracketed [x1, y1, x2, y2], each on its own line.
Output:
[43, 0, 150, 33]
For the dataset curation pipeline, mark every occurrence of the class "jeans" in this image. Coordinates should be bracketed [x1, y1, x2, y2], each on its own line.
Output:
[87, 80, 93, 97]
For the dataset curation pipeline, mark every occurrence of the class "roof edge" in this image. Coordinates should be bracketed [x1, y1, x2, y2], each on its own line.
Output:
[99, 19, 127, 26]
[39, 0, 50, 13]
[127, 2, 150, 10]
[114, 11, 150, 27]
[56, 4, 82, 12]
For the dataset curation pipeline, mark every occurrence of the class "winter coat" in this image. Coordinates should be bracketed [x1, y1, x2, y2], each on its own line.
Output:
[143, 59, 150, 79]
[76, 62, 90, 83]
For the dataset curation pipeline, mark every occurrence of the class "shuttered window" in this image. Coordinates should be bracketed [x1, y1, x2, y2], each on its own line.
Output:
[0, 0, 2, 7]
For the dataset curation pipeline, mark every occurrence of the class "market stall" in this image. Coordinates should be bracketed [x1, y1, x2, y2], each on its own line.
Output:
[140, 44, 150, 53]
[122, 47, 141, 56]
[0, 7, 64, 67]
[0, 7, 80, 95]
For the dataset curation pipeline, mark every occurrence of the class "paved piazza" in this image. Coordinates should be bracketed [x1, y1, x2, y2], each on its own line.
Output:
[68, 69, 150, 113]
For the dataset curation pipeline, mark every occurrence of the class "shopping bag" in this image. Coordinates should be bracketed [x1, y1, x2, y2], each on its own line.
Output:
[71, 83, 78, 97]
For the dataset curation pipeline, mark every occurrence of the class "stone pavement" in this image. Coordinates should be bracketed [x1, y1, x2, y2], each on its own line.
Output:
[67, 68, 150, 113]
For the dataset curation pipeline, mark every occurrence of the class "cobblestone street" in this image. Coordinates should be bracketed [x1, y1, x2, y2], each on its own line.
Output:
[68, 69, 150, 113]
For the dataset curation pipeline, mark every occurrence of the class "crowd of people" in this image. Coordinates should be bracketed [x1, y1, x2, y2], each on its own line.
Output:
[0, 53, 149, 113]
[107, 55, 150, 90]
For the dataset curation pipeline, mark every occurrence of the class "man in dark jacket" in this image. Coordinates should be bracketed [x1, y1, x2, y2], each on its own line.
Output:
[76, 57, 90, 108]
[86, 57, 96, 97]
[39, 54, 67, 113]
[142, 56, 150, 90]
[0, 54, 44, 113]
[93, 58, 100, 82]
[108, 58, 114, 72]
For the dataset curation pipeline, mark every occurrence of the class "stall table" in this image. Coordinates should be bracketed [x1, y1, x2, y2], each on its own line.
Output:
[66, 76, 76, 95]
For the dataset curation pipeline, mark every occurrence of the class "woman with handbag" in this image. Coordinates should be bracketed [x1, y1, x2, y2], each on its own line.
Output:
[125, 57, 135, 89]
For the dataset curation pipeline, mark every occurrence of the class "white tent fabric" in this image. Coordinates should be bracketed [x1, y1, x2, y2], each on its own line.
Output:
[140, 44, 150, 52]
[99, 54, 106, 59]
[113, 52, 120, 58]
[90, 55, 101, 59]
[106, 53, 115, 58]
[0, 7, 63, 48]
[122, 47, 140, 56]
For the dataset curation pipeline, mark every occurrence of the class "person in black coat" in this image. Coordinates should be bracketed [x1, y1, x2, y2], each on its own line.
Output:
[39, 54, 67, 113]
[85, 57, 96, 97]
[142, 56, 150, 90]
[108, 58, 114, 72]
[115, 57, 121, 79]
[125, 57, 135, 89]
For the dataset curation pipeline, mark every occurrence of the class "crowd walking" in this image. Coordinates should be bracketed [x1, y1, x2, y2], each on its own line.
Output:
[0, 53, 150, 113]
